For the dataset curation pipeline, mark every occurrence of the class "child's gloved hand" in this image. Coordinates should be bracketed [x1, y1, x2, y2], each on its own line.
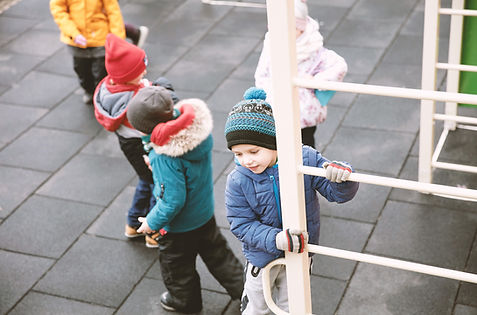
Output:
[276, 229, 308, 253]
[74, 34, 87, 47]
[137, 217, 154, 234]
[322, 161, 352, 183]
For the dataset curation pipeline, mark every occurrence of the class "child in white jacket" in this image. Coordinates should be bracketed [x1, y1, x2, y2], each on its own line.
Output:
[254, 0, 347, 148]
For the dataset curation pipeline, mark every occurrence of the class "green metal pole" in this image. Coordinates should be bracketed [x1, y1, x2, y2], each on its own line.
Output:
[459, 0, 477, 107]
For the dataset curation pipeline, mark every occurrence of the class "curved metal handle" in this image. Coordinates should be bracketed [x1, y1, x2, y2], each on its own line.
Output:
[261, 258, 289, 315]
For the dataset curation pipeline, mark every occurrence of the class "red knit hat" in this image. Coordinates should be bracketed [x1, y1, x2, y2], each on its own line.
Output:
[105, 34, 147, 84]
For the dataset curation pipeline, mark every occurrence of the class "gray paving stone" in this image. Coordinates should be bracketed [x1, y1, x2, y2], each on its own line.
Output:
[311, 0, 357, 8]
[211, 110, 230, 152]
[209, 7, 267, 38]
[3, 0, 51, 19]
[367, 200, 477, 268]
[342, 95, 421, 132]
[36, 93, 101, 135]
[80, 129, 124, 158]
[0, 195, 102, 258]
[329, 73, 368, 109]
[323, 127, 415, 176]
[311, 275, 347, 315]
[212, 150, 233, 181]
[207, 77, 255, 113]
[117, 277, 232, 315]
[165, 59, 235, 93]
[382, 34, 449, 65]
[327, 45, 384, 77]
[33, 15, 59, 31]
[437, 127, 477, 166]
[401, 5, 451, 38]
[87, 185, 136, 240]
[121, 2, 176, 30]
[0, 50, 45, 84]
[315, 106, 346, 151]
[8, 291, 114, 315]
[328, 18, 402, 48]
[36, 46, 76, 76]
[308, 3, 348, 39]
[312, 216, 373, 281]
[389, 156, 477, 211]
[142, 43, 189, 77]
[37, 153, 134, 206]
[454, 304, 477, 315]
[229, 51, 260, 81]
[35, 234, 156, 308]
[0, 103, 47, 144]
[337, 263, 458, 315]
[0, 165, 49, 218]
[320, 183, 391, 223]
[0, 71, 77, 108]
[161, 0, 231, 23]
[0, 250, 54, 314]
[0, 15, 37, 46]
[214, 174, 228, 229]
[4, 29, 63, 57]
[183, 34, 261, 69]
[348, 0, 417, 23]
[0, 127, 91, 172]
[146, 16, 214, 48]
[457, 239, 477, 307]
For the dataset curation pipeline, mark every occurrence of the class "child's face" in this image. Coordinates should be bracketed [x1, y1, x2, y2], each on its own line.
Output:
[128, 69, 147, 85]
[231, 144, 277, 174]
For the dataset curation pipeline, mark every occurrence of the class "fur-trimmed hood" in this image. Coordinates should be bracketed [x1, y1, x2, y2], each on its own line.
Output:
[149, 98, 213, 157]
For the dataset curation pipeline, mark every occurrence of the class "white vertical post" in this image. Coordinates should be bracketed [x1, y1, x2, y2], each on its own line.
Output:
[445, 0, 465, 130]
[265, 0, 312, 314]
[419, 0, 440, 183]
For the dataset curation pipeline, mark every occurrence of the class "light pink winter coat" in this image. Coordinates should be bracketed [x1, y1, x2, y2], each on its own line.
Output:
[254, 17, 347, 128]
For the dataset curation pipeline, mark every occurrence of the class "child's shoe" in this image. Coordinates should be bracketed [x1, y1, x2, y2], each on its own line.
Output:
[160, 291, 202, 314]
[145, 232, 159, 248]
[124, 224, 143, 238]
[136, 26, 149, 48]
[82, 92, 93, 105]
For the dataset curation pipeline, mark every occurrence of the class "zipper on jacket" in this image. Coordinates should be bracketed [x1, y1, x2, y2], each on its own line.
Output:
[159, 183, 165, 199]
[269, 175, 282, 224]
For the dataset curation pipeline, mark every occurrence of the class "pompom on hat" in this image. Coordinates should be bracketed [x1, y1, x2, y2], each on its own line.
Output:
[224, 87, 276, 150]
[105, 33, 148, 84]
[126, 85, 174, 134]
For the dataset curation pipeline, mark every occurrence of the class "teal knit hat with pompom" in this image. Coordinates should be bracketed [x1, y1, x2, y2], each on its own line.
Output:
[224, 87, 276, 150]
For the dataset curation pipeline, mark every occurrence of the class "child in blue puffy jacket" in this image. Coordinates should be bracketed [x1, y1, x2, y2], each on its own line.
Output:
[224, 87, 359, 314]
[126, 85, 244, 314]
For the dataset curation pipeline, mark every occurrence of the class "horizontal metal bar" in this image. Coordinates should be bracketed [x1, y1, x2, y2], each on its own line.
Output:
[293, 78, 477, 105]
[436, 62, 477, 72]
[308, 244, 477, 284]
[432, 161, 477, 173]
[439, 8, 477, 16]
[434, 114, 477, 125]
[201, 0, 266, 8]
[298, 166, 477, 201]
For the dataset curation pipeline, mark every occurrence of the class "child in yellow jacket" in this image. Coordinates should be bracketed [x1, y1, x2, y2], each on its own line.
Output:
[50, 0, 148, 104]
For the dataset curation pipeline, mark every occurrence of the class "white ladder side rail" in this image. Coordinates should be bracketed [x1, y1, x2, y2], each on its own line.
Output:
[420, 0, 440, 184]
[444, 0, 465, 131]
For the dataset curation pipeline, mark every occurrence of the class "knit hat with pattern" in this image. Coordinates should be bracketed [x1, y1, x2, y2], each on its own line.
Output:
[224, 87, 276, 150]
[105, 33, 147, 84]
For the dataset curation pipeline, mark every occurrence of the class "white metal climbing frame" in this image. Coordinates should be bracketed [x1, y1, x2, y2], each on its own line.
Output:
[419, 0, 477, 186]
[262, 0, 477, 314]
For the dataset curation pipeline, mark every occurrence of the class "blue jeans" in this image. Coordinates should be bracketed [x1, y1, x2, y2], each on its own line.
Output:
[127, 178, 156, 228]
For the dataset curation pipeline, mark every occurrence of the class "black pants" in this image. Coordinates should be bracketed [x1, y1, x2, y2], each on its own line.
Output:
[158, 217, 244, 313]
[73, 55, 107, 96]
[117, 134, 153, 183]
[301, 126, 316, 148]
